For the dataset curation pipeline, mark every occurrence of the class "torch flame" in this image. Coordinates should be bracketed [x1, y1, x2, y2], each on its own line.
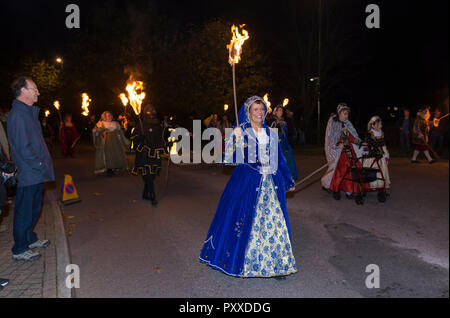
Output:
[424, 108, 431, 121]
[45, 110, 50, 117]
[126, 80, 146, 116]
[53, 100, 60, 110]
[224, 104, 229, 111]
[283, 98, 289, 107]
[119, 93, 129, 107]
[169, 137, 178, 155]
[227, 24, 250, 65]
[81, 93, 91, 117]
[263, 93, 272, 113]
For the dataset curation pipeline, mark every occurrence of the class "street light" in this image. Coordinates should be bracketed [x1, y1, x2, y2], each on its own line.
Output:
[56, 57, 63, 64]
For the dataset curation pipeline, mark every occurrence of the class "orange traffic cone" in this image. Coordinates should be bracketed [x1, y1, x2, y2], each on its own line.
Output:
[61, 174, 81, 205]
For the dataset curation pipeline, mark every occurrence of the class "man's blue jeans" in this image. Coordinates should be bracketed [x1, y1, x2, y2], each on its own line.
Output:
[12, 183, 44, 255]
[399, 131, 411, 152]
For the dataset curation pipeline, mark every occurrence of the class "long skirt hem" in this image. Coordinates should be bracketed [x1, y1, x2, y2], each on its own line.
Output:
[199, 258, 298, 279]
[199, 172, 298, 279]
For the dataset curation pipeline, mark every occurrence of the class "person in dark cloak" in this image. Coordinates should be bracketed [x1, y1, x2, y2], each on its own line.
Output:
[131, 105, 168, 206]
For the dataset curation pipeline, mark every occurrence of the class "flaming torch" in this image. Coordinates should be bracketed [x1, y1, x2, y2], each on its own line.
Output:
[44, 110, 51, 118]
[227, 24, 249, 126]
[81, 93, 91, 117]
[126, 81, 145, 116]
[53, 100, 62, 122]
[263, 93, 272, 113]
[125, 79, 146, 133]
[283, 98, 289, 108]
[119, 93, 129, 115]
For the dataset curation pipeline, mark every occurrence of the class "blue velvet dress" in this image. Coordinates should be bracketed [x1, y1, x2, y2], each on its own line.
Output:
[199, 96, 297, 278]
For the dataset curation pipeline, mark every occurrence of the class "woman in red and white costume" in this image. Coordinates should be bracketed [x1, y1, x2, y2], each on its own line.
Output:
[321, 103, 367, 200]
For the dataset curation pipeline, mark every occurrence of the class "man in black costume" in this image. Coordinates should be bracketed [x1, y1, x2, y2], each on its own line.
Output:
[131, 105, 168, 207]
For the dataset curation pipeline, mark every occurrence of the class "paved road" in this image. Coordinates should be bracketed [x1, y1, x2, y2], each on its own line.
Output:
[52, 144, 449, 298]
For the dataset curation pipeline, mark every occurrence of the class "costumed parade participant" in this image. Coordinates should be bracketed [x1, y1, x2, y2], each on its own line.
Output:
[209, 114, 219, 128]
[0, 118, 10, 160]
[93, 111, 129, 176]
[363, 116, 391, 198]
[124, 114, 136, 140]
[81, 113, 96, 142]
[411, 107, 436, 164]
[204, 114, 219, 129]
[131, 105, 167, 206]
[218, 113, 233, 154]
[321, 103, 367, 201]
[41, 117, 55, 150]
[84, 114, 97, 143]
[218, 113, 233, 136]
[59, 114, 80, 158]
[200, 96, 297, 279]
[429, 108, 448, 158]
[270, 105, 298, 181]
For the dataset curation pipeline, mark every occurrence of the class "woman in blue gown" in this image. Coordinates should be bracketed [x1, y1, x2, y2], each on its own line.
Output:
[199, 96, 298, 278]
[269, 105, 299, 181]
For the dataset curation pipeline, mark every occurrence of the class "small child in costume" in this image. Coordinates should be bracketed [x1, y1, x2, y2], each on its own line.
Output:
[363, 116, 391, 192]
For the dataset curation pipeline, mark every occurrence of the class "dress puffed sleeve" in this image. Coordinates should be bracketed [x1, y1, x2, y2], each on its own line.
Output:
[324, 117, 341, 163]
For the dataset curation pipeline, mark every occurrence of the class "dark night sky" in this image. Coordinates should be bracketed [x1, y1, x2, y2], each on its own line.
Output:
[0, 0, 448, 121]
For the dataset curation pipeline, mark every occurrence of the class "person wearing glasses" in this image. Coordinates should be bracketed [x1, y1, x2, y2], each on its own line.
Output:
[7, 77, 54, 261]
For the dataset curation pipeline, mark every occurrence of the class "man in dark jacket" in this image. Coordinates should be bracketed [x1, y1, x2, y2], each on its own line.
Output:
[7, 76, 55, 261]
[396, 108, 413, 152]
